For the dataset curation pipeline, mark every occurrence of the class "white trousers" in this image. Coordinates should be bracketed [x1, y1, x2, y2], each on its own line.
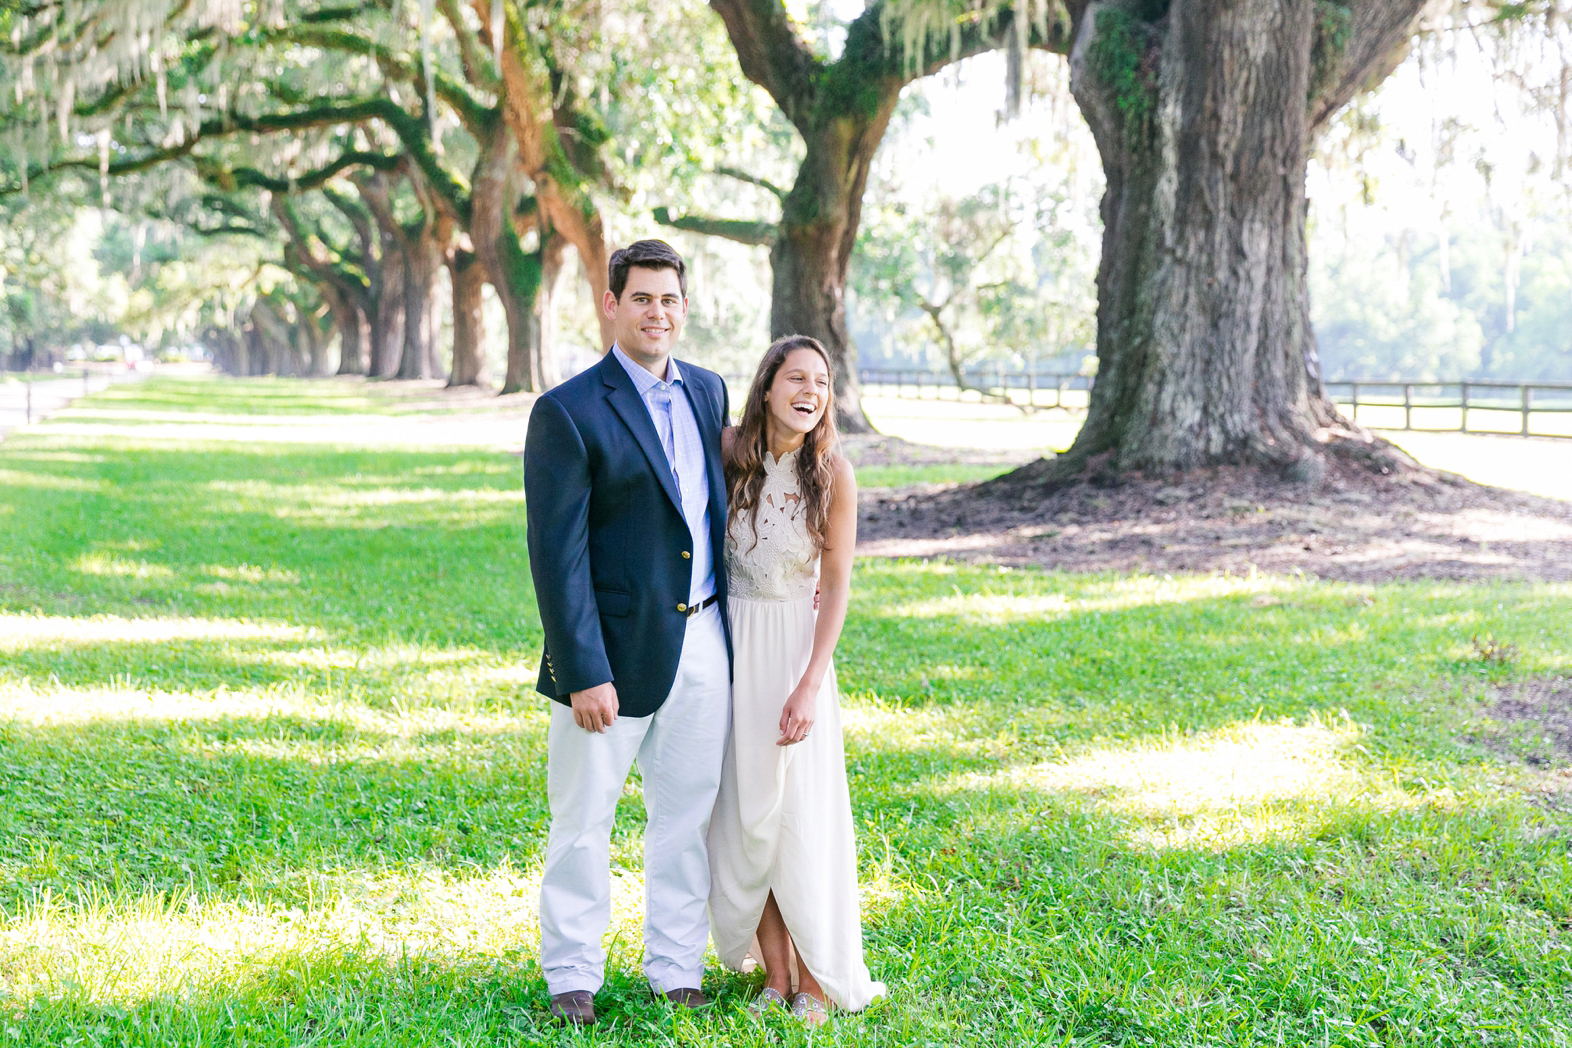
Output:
[538, 603, 730, 995]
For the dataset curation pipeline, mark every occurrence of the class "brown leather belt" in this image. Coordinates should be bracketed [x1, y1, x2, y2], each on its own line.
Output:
[683, 594, 719, 618]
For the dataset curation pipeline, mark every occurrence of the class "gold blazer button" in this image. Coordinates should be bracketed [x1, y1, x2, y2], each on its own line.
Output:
[676, 603, 687, 613]
[681, 551, 691, 559]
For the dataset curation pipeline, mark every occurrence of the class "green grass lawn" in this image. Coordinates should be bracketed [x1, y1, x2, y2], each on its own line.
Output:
[3, 376, 1572, 1046]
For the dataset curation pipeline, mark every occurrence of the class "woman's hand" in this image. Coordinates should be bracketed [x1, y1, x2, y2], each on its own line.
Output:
[778, 678, 817, 746]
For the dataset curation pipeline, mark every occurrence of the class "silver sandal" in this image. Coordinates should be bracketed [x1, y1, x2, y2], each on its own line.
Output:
[747, 987, 789, 1017]
[789, 992, 831, 1027]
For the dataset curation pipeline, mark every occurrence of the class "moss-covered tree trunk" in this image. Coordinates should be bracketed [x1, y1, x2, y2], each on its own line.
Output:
[1060, 0, 1433, 480]
[710, 1, 1065, 432]
[368, 265, 405, 378]
[768, 103, 898, 433]
[355, 172, 409, 378]
[469, 120, 546, 394]
[476, 0, 616, 355]
[395, 215, 444, 381]
[447, 248, 488, 387]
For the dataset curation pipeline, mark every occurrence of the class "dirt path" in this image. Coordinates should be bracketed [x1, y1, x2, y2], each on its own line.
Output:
[847, 436, 1572, 583]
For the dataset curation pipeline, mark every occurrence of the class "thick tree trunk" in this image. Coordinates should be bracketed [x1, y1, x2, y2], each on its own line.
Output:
[299, 302, 331, 376]
[248, 301, 295, 376]
[468, 120, 547, 393]
[770, 107, 896, 433]
[397, 217, 443, 380]
[368, 268, 405, 378]
[357, 172, 409, 378]
[447, 248, 488, 387]
[492, 251, 541, 395]
[708, 1, 1063, 434]
[1061, 0, 1433, 481]
[535, 232, 568, 387]
[324, 286, 368, 376]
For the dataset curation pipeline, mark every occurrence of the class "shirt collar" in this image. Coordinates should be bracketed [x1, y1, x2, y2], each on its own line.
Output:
[612, 343, 682, 393]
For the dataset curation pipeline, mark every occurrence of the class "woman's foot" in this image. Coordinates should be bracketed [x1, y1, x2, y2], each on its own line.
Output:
[790, 991, 830, 1027]
[747, 987, 790, 1018]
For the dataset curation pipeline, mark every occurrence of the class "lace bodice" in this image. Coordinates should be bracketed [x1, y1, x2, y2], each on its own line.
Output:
[726, 450, 819, 601]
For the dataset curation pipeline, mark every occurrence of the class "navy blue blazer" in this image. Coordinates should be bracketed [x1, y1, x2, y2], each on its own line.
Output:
[523, 351, 732, 718]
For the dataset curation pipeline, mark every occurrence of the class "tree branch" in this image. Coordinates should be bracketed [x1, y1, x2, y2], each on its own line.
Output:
[223, 149, 402, 193]
[708, 0, 824, 123]
[1309, 0, 1435, 130]
[279, 24, 494, 132]
[0, 98, 421, 198]
[436, 0, 498, 93]
[653, 206, 777, 246]
[715, 165, 788, 200]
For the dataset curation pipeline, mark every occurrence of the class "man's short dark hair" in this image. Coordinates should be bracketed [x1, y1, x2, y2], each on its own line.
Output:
[608, 240, 687, 300]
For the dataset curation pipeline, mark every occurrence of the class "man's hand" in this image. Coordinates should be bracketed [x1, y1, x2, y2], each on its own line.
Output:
[570, 682, 619, 733]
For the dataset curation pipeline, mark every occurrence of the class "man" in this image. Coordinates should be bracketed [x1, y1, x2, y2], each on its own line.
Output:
[523, 239, 731, 1026]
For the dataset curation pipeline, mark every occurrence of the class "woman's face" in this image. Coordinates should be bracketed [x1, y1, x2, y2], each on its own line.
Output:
[764, 348, 831, 440]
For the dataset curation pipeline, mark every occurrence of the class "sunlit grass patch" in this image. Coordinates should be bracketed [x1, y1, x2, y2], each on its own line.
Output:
[947, 717, 1402, 850]
[0, 467, 104, 491]
[0, 613, 307, 649]
[1, 864, 558, 1006]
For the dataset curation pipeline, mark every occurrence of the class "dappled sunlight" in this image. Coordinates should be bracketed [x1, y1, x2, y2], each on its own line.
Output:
[206, 479, 523, 509]
[874, 570, 1300, 622]
[191, 477, 523, 530]
[0, 678, 545, 741]
[0, 467, 104, 491]
[0, 863, 563, 1006]
[841, 702, 995, 763]
[0, 613, 306, 650]
[941, 719, 1418, 851]
[72, 552, 177, 579]
[202, 564, 302, 584]
[890, 593, 1073, 621]
[0, 451, 108, 464]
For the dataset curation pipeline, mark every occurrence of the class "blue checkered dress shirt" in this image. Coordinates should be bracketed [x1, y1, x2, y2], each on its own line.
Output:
[612, 344, 715, 604]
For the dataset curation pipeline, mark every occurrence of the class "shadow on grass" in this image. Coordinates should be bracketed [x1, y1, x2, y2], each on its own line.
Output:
[0, 707, 572, 911]
[6, 393, 1572, 1043]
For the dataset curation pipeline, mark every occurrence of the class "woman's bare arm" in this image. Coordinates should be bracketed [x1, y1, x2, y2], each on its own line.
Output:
[778, 454, 858, 744]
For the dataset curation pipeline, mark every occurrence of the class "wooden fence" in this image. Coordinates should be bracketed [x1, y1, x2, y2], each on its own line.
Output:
[1323, 381, 1572, 439]
[846, 369, 1572, 439]
[855, 368, 1095, 411]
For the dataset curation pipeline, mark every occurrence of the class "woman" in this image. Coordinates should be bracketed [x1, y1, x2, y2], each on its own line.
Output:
[707, 335, 885, 1025]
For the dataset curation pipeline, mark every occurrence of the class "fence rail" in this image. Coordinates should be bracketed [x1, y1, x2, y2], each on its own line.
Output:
[856, 368, 1095, 411]
[1324, 380, 1572, 439]
[849, 369, 1572, 439]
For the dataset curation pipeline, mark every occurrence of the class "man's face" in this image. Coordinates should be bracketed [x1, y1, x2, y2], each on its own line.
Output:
[604, 265, 686, 370]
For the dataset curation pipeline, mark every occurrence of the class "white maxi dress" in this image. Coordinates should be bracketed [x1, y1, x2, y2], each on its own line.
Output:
[707, 449, 885, 1012]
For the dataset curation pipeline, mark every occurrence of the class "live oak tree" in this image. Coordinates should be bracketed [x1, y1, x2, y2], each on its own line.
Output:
[702, 0, 1069, 430]
[0, 0, 569, 388]
[1043, 0, 1439, 481]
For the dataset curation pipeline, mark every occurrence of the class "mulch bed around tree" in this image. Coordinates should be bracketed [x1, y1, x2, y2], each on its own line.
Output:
[845, 435, 1572, 583]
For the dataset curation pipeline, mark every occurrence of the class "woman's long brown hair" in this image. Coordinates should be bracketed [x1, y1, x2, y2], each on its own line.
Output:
[726, 335, 841, 550]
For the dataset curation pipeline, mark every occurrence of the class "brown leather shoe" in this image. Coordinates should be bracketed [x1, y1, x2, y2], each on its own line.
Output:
[660, 986, 710, 1008]
[549, 990, 596, 1026]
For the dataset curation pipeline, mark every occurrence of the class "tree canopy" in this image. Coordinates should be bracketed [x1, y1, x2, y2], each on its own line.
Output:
[0, 0, 1566, 476]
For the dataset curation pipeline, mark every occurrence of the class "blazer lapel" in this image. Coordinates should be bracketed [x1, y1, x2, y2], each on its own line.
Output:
[601, 355, 684, 514]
